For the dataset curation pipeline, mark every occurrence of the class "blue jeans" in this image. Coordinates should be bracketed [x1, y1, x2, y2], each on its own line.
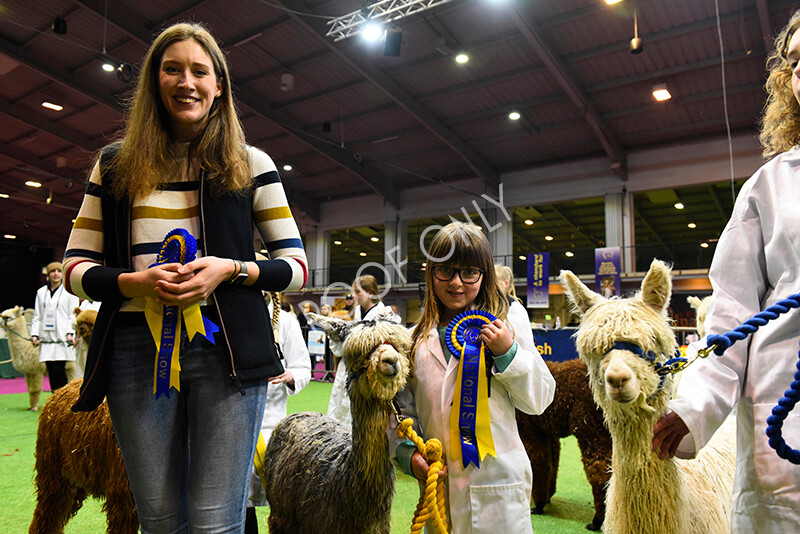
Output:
[106, 313, 267, 534]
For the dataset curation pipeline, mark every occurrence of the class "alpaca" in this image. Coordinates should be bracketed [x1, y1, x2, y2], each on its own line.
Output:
[2, 306, 46, 411]
[30, 379, 137, 534]
[516, 358, 611, 531]
[560, 260, 735, 534]
[72, 306, 98, 378]
[687, 295, 712, 337]
[1, 306, 78, 411]
[262, 314, 412, 534]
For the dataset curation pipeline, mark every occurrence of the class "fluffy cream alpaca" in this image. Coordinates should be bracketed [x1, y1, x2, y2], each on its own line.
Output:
[560, 260, 735, 534]
[687, 295, 712, 338]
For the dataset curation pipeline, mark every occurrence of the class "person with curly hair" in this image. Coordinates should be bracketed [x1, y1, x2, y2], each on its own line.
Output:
[653, 9, 800, 532]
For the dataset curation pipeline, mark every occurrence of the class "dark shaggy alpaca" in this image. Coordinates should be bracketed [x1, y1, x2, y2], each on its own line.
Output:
[29, 379, 137, 534]
[263, 315, 412, 534]
[516, 358, 612, 531]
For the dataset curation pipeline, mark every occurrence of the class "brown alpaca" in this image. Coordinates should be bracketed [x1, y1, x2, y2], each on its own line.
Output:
[72, 306, 98, 377]
[516, 358, 612, 531]
[30, 379, 137, 534]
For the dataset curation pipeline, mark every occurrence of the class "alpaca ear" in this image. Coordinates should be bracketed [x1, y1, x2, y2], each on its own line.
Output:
[559, 270, 604, 314]
[640, 259, 672, 313]
[307, 312, 352, 344]
[74, 307, 82, 317]
[687, 296, 701, 311]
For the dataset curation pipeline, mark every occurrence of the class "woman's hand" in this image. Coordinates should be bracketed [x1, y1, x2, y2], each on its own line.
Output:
[153, 256, 235, 305]
[410, 451, 447, 485]
[481, 319, 513, 355]
[269, 369, 295, 387]
[118, 263, 194, 300]
[652, 410, 690, 459]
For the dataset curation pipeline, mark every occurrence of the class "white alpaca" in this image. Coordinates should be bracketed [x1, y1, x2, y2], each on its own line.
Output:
[560, 260, 735, 534]
[687, 295, 712, 338]
[1, 306, 77, 411]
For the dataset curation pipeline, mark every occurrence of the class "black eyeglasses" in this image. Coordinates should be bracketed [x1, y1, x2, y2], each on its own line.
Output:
[431, 265, 484, 284]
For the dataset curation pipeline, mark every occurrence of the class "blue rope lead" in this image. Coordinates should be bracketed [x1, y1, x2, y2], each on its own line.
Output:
[705, 293, 800, 464]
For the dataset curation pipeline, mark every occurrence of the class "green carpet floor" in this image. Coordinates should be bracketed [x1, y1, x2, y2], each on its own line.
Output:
[0, 380, 596, 533]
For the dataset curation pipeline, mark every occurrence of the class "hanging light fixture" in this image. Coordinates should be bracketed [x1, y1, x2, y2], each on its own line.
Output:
[630, 9, 643, 54]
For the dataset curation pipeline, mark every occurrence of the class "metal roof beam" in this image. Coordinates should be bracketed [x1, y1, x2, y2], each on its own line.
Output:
[278, 0, 500, 192]
[512, 3, 627, 181]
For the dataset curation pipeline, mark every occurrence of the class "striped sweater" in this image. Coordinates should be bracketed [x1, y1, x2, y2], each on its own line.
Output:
[64, 145, 307, 307]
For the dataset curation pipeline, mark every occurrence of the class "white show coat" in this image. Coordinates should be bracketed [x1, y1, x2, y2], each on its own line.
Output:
[30, 284, 79, 363]
[669, 147, 800, 532]
[248, 305, 312, 507]
[327, 301, 399, 426]
[394, 318, 555, 533]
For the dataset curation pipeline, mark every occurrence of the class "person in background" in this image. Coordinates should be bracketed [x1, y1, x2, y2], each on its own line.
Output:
[61, 22, 307, 532]
[343, 293, 355, 314]
[245, 292, 311, 533]
[327, 275, 399, 426]
[494, 264, 535, 351]
[31, 261, 80, 392]
[652, 9, 800, 531]
[392, 222, 555, 533]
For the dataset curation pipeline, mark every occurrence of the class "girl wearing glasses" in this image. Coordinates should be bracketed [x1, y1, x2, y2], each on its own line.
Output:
[392, 222, 555, 533]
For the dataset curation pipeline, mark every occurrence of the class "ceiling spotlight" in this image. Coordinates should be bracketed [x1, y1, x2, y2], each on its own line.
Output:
[687, 222, 697, 229]
[455, 53, 469, 64]
[102, 62, 115, 72]
[605, 0, 623, 4]
[652, 83, 672, 101]
[52, 16, 67, 35]
[565, 251, 574, 257]
[117, 63, 133, 83]
[674, 202, 684, 209]
[362, 22, 384, 42]
[630, 10, 643, 54]
[508, 111, 521, 120]
[4, 234, 16, 239]
[25, 180, 42, 188]
[46, 189, 53, 204]
[544, 235, 554, 241]
[41, 101, 63, 111]
[700, 242, 709, 248]
[333, 240, 342, 245]
[0, 193, 9, 198]
[524, 219, 534, 225]
[518, 255, 526, 261]
[359, 252, 367, 257]
[370, 236, 379, 242]
[282, 164, 293, 171]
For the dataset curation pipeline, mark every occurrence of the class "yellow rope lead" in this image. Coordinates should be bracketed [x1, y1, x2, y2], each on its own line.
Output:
[397, 418, 448, 534]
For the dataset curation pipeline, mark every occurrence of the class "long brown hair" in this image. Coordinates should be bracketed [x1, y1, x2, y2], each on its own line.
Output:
[760, 9, 800, 157]
[411, 222, 508, 354]
[107, 22, 250, 198]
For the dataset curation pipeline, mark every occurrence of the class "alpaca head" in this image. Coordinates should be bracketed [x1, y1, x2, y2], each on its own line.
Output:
[309, 313, 412, 401]
[73, 307, 98, 344]
[559, 260, 678, 416]
[0, 305, 25, 332]
[687, 295, 712, 338]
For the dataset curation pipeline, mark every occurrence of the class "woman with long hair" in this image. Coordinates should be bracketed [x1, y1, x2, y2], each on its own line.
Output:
[62, 22, 306, 532]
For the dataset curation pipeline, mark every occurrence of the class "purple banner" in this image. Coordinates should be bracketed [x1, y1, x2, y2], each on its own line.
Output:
[595, 247, 621, 298]
[527, 253, 549, 308]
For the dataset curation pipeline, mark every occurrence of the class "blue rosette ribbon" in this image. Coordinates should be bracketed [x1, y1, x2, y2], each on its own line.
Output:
[144, 229, 219, 399]
[446, 310, 498, 468]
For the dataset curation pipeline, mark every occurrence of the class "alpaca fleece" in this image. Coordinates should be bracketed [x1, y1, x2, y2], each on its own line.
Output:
[263, 316, 412, 534]
[561, 260, 735, 534]
[29, 379, 137, 534]
[516, 358, 611, 530]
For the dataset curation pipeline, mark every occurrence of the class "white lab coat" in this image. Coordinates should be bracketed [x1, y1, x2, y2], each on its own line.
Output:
[248, 306, 312, 507]
[30, 284, 79, 363]
[394, 319, 555, 533]
[669, 147, 800, 532]
[327, 301, 399, 426]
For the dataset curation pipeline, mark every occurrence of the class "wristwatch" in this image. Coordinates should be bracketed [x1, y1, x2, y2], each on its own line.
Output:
[231, 260, 248, 285]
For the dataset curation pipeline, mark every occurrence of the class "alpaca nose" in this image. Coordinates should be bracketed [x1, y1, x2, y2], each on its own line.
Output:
[605, 364, 631, 390]
[380, 355, 398, 377]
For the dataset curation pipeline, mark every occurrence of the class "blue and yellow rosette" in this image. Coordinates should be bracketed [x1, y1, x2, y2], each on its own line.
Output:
[144, 229, 219, 399]
[445, 310, 497, 468]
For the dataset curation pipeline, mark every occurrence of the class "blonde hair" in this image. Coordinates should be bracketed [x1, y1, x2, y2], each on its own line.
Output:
[106, 22, 250, 199]
[760, 9, 800, 157]
[494, 264, 521, 304]
[411, 222, 508, 354]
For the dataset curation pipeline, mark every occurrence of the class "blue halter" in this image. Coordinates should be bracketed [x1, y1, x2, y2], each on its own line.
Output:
[606, 341, 685, 392]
